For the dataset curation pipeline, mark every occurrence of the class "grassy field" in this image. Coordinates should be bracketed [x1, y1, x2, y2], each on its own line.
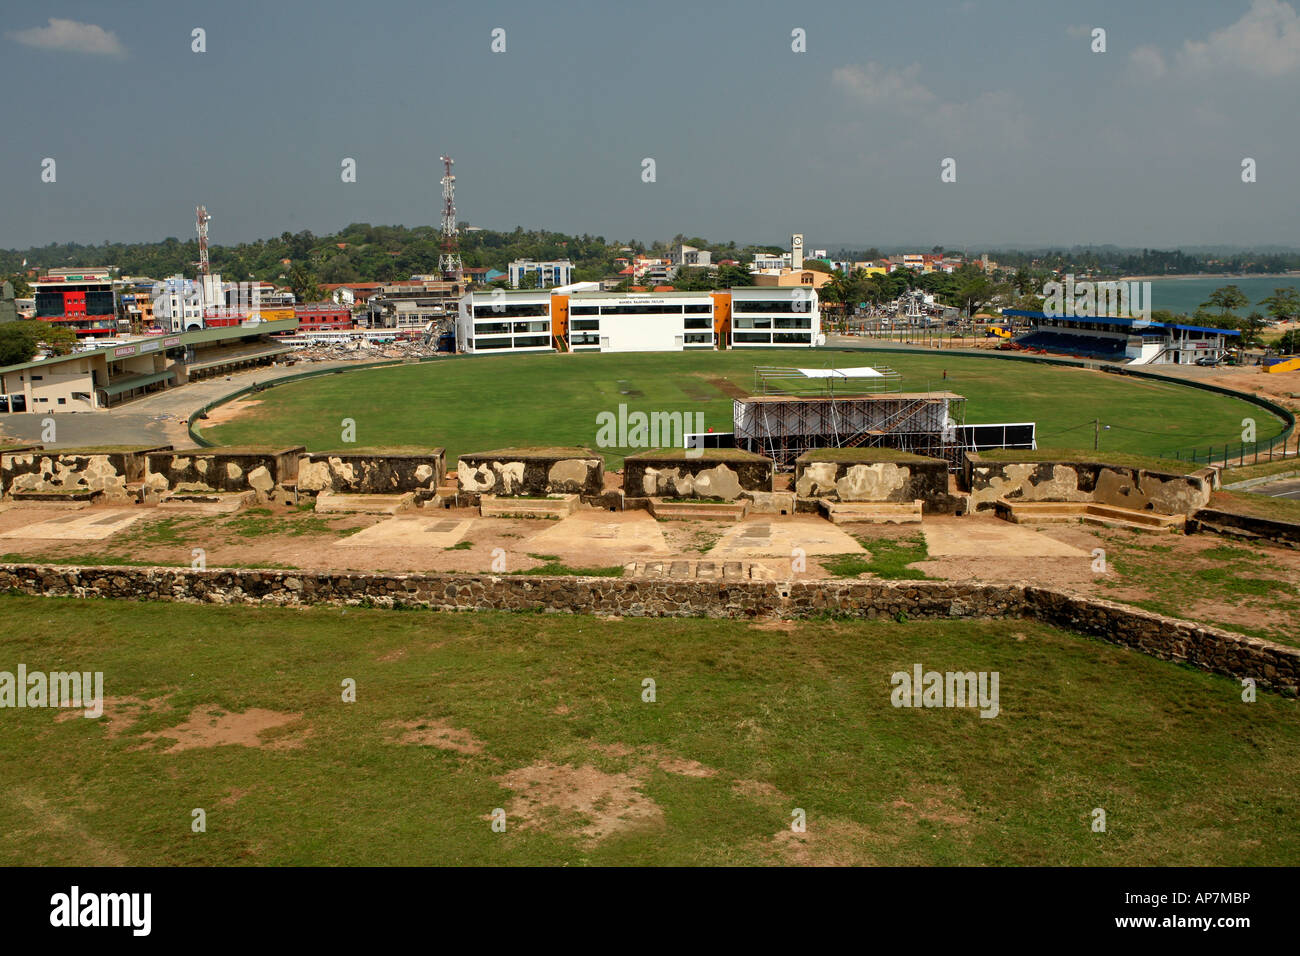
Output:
[200, 350, 1282, 466]
[1, 595, 1296, 866]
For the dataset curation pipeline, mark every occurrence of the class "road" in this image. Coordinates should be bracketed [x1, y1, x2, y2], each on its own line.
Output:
[0, 358, 363, 448]
[1252, 477, 1300, 501]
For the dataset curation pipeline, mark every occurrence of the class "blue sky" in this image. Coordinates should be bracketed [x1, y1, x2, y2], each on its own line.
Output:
[2, 0, 1298, 250]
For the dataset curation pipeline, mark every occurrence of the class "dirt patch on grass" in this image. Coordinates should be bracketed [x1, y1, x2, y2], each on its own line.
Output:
[55, 693, 172, 739]
[703, 374, 749, 399]
[376, 649, 407, 663]
[498, 762, 663, 843]
[591, 742, 719, 778]
[733, 779, 789, 802]
[220, 788, 252, 806]
[140, 705, 308, 752]
[890, 783, 973, 827]
[202, 398, 263, 426]
[390, 719, 485, 754]
[769, 819, 881, 866]
[657, 755, 717, 778]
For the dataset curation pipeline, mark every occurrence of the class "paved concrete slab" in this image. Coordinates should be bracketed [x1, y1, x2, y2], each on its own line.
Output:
[316, 491, 413, 514]
[335, 516, 472, 549]
[923, 520, 1087, 558]
[0, 509, 146, 541]
[525, 512, 670, 555]
[158, 493, 251, 514]
[708, 517, 867, 557]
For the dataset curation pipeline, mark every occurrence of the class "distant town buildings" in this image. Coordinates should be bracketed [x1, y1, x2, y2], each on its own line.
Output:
[508, 258, 574, 289]
[669, 243, 713, 270]
[457, 286, 821, 354]
[33, 268, 123, 339]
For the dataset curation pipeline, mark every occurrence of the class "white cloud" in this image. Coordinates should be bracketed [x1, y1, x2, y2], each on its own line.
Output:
[1130, 0, 1300, 80]
[1179, 0, 1300, 76]
[832, 61, 1027, 149]
[831, 62, 936, 110]
[1128, 44, 1167, 79]
[8, 18, 125, 57]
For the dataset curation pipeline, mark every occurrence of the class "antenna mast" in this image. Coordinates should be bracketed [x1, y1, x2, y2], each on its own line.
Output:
[195, 205, 212, 276]
[438, 156, 463, 280]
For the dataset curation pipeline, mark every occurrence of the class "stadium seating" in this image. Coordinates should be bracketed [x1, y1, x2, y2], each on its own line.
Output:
[1010, 331, 1126, 360]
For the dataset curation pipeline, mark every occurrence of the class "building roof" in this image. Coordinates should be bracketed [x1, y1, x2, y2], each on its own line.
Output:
[0, 317, 300, 374]
[1002, 309, 1241, 337]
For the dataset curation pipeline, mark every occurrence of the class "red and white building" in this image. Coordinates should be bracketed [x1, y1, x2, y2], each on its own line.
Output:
[33, 269, 123, 339]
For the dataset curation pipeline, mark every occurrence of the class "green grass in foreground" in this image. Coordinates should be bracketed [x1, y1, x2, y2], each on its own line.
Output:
[1098, 533, 1300, 646]
[0, 596, 1295, 866]
[200, 350, 1281, 467]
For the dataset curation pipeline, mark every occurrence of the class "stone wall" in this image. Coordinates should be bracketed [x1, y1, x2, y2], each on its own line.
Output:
[1188, 508, 1300, 549]
[794, 451, 957, 512]
[0, 445, 41, 496]
[144, 446, 305, 498]
[964, 453, 1213, 514]
[2, 446, 167, 500]
[456, 447, 604, 497]
[298, 449, 446, 496]
[1024, 587, 1298, 692]
[624, 449, 774, 500]
[1, 563, 1294, 694]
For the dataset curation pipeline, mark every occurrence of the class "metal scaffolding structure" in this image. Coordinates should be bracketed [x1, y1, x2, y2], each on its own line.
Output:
[753, 365, 901, 397]
[733, 392, 968, 469]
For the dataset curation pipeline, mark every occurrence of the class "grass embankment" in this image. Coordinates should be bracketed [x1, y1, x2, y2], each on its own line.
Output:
[1209, 490, 1300, 525]
[1098, 532, 1300, 646]
[1, 595, 1297, 866]
[1220, 458, 1300, 484]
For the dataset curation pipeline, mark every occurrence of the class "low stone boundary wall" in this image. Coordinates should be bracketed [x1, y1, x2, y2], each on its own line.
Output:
[457, 447, 603, 498]
[964, 453, 1214, 515]
[624, 449, 774, 500]
[2, 446, 164, 500]
[1187, 509, 1300, 549]
[298, 449, 446, 496]
[144, 446, 305, 499]
[1, 563, 1294, 694]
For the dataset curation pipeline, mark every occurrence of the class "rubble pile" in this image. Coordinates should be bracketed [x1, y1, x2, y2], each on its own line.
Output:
[287, 338, 447, 363]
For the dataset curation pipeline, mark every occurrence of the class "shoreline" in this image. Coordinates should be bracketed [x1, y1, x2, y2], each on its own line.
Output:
[1119, 272, 1300, 282]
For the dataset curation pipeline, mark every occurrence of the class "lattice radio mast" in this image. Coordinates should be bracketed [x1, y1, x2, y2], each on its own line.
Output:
[195, 205, 212, 276]
[438, 156, 463, 280]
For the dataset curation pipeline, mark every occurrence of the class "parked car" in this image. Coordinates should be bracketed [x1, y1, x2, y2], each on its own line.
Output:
[1194, 355, 1221, 367]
